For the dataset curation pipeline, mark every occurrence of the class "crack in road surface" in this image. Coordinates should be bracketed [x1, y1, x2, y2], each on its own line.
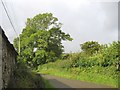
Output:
[41, 74, 116, 89]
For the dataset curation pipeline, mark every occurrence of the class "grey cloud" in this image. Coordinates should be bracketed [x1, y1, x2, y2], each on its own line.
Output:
[100, 2, 118, 32]
[1, 1, 118, 52]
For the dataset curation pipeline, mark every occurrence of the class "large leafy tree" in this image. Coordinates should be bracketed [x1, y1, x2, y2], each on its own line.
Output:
[14, 13, 72, 68]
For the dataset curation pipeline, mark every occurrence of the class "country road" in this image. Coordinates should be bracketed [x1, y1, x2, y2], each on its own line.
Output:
[41, 74, 117, 89]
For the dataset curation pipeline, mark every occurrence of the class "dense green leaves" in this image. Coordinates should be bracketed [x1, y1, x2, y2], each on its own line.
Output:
[101, 41, 119, 67]
[53, 41, 119, 69]
[80, 41, 101, 55]
[13, 13, 72, 68]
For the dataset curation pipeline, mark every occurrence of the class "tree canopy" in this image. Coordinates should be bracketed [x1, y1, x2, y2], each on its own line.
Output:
[14, 13, 73, 68]
[80, 41, 101, 55]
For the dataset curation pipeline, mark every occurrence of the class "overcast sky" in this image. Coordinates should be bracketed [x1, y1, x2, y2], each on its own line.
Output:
[0, 0, 118, 53]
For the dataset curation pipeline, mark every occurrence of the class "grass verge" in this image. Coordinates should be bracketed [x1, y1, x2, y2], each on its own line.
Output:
[37, 67, 118, 88]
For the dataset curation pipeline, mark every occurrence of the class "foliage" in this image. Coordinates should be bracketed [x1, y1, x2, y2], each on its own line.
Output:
[13, 13, 72, 68]
[80, 41, 101, 55]
[101, 41, 119, 67]
[37, 41, 119, 87]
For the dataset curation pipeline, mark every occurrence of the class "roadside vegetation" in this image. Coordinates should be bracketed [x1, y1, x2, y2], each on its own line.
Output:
[8, 62, 45, 88]
[37, 41, 120, 87]
[13, 13, 119, 88]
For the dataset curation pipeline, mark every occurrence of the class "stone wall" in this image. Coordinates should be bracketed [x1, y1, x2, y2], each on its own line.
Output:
[0, 27, 2, 90]
[0, 26, 18, 89]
